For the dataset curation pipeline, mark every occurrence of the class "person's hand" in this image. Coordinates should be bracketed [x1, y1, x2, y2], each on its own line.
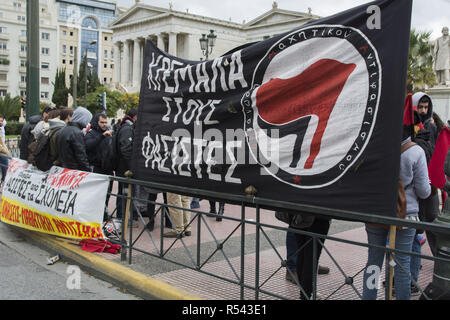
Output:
[103, 130, 112, 137]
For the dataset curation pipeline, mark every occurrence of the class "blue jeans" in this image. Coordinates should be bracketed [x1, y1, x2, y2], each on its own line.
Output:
[0, 155, 8, 182]
[362, 225, 416, 300]
[410, 234, 422, 284]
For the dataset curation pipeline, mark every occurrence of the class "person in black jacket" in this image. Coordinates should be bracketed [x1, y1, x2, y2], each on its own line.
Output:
[116, 109, 137, 220]
[19, 107, 53, 161]
[84, 113, 112, 174]
[19, 115, 41, 160]
[55, 107, 92, 171]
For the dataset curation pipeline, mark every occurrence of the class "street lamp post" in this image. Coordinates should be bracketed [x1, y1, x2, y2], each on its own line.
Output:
[84, 40, 97, 108]
[199, 30, 217, 60]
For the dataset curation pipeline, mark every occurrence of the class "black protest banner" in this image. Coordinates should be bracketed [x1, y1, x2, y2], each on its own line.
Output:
[131, 0, 412, 217]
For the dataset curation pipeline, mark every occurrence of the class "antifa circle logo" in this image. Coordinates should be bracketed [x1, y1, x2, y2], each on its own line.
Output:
[241, 25, 381, 189]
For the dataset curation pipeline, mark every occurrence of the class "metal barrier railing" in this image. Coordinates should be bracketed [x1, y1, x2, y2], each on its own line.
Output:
[1, 150, 449, 300]
[108, 174, 450, 300]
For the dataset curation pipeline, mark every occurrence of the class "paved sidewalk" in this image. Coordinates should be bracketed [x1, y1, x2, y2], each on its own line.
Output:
[3, 190, 435, 300]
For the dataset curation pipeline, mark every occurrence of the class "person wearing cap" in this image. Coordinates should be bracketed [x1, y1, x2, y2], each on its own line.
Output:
[55, 107, 92, 171]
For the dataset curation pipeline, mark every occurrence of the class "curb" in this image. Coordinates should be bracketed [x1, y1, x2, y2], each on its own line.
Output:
[12, 226, 202, 300]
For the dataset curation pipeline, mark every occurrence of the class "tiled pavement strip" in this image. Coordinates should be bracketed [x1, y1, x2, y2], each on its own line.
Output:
[100, 191, 434, 300]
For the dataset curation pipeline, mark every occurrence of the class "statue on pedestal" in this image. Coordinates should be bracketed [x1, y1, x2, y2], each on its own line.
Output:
[433, 27, 450, 86]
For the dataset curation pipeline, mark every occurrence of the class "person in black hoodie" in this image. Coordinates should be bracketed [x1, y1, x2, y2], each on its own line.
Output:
[55, 107, 92, 171]
[412, 92, 440, 257]
[84, 113, 112, 174]
[116, 109, 137, 221]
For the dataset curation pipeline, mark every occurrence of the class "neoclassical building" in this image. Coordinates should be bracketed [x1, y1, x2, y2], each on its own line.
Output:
[111, 1, 319, 93]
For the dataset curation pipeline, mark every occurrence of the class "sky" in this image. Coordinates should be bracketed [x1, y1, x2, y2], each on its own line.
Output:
[115, 0, 449, 40]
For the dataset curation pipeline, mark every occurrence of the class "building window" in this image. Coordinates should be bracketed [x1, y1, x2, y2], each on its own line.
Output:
[13, 2, 22, 8]
[110, 64, 113, 69]
[62, 44, 66, 54]
[69, 60, 73, 65]
[110, 50, 114, 59]
[21, 44, 26, 52]
[0, 42, 6, 50]
[21, 60, 26, 67]
[62, 59, 66, 64]
[17, 15, 25, 22]
[0, 90, 7, 97]
[0, 73, 7, 81]
[0, 27, 7, 33]
[41, 32, 50, 40]
[41, 62, 49, 69]
[41, 47, 49, 55]
[20, 75, 26, 82]
[104, 36, 108, 41]
[21, 29, 26, 37]
[103, 77, 107, 83]
[40, 92, 49, 99]
[62, 30, 67, 36]
[104, 49, 107, 59]
[20, 90, 26, 97]
[70, 31, 73, 36]
[41, 77, 49, 85]
[70, 46, 73, 55]
[104, 63, 107, 68]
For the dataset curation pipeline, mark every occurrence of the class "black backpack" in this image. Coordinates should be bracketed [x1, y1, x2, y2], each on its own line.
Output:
[100, 128, 120, 173]
[33, 133, 53, 171]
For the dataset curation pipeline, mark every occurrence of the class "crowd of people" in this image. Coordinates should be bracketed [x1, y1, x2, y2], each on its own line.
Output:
[13, 106, 224, 240]
[0, 92, 445, 300]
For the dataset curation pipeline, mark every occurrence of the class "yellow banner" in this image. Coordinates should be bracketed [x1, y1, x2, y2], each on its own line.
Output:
[1, 196, 103, 240]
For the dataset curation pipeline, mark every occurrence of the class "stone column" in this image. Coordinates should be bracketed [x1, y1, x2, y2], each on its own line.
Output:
[114, 42, 121, 86]
[121, 40, 130, 85]
[168, 32, 177, 56]
[140, 39, 145, 81]
[157, 33, 165, 51]
[132, 38, 141, 87]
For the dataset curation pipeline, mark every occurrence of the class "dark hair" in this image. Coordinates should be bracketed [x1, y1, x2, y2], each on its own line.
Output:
[432, 112, 445, 134]
[419, 96, 431, 104]
[126, 108, 138, 118]
[47, 109, 61, 120]
[60, 108, 74, 121]
[98, 113, 107, 120]
[42, 106, 53, 114]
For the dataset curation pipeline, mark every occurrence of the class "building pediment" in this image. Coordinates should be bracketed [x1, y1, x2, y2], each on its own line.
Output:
[112, 4, 167, 26]
[245, 9, 317, 29]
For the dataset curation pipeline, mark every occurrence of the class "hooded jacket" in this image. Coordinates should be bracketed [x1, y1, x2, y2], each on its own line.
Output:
[116, 115, 135, 176]
[55, 107, 92, 171]
[84, 113, 108, 170]
[400, 137, 431, 215]
[412, 92, 438, 148]
[47, 118, 66, 162]
[19, 115, 41, 160]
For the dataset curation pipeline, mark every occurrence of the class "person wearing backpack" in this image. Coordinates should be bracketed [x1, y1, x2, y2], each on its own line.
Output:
[33, 109, 64, 171]
[362, 99, 431, 300]
[19, 112, 44, 161]
[55, 107, 92, 171]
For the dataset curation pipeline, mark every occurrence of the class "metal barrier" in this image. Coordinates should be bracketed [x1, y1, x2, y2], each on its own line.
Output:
[108, 174, 450, 300]
[5, 137, 21, 159]
[0, 150, 448, 300]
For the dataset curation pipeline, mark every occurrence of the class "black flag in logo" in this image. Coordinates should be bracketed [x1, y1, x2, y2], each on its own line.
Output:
[131, 0, 412, 217]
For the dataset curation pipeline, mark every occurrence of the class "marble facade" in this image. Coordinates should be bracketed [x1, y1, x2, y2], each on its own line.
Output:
[110, 2, 319, 93]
